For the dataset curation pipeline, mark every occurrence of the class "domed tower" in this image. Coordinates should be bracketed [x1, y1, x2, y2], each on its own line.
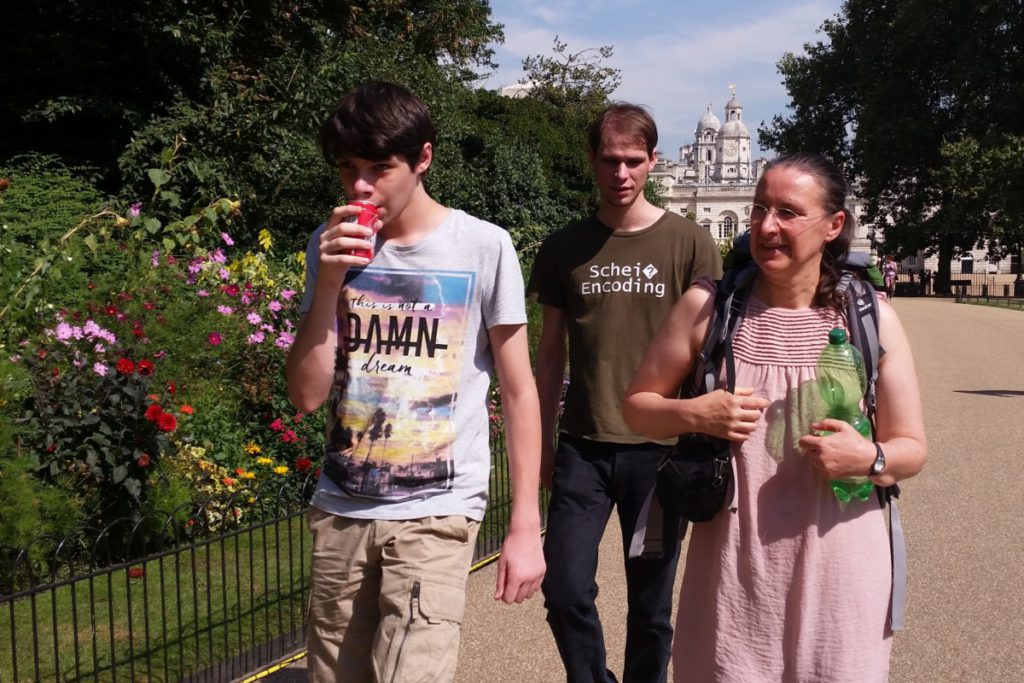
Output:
[714, 86, 753, 183]
[695, 105, 720, 184]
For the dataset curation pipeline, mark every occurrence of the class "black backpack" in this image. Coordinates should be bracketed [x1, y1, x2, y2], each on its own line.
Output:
[628, 233, 907, 631]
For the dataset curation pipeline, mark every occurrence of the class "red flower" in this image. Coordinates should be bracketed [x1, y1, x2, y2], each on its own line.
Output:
[223, 477, 237, 486]
[235, 467, 245, 476]
[137, 359, 155, 375]
[36, 349, 47, 360]
[208, 332, 222, 346]
[280, 430, 298, 443]
[137, 453, 151, 468]
[116, 358, 135, 375]
[180, 404, 194, 414]
[294, 457, 313, 474]
[105, 304, 118, 316]
[315, 467, 321, 479]
[46, 443, 57, 453]
[145, 404, 163, 422]
[269, 418, 284, 432]
[224, 284, 241, 297]
[131, 327, 145, 338]
[143, 302, 156, 310]
[128, 567, 145, 579]
[156, 413, 177, 432]
[167, 380, 177, 395]
[52, 367, 59, 377]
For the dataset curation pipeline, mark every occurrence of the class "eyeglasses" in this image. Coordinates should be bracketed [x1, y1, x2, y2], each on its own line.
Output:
[749, 203, 829, 228]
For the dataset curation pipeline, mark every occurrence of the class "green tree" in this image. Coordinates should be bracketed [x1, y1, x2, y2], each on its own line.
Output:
[759, 0, 1024, 293]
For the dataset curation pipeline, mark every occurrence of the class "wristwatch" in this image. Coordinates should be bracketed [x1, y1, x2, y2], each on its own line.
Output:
[869, 442, 886, 476]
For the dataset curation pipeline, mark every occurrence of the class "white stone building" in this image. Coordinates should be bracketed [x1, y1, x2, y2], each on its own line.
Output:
[652, 88, 872, 255]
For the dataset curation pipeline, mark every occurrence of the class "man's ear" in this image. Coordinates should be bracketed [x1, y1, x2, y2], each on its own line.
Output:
[415, 142, 433, 175]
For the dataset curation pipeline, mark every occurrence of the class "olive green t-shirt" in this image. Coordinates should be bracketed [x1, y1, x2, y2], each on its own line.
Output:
[527, 212, 722, 444]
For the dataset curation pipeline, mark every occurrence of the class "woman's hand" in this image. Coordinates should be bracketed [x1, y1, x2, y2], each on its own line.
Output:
[696, 387, 770, 442]
[799, 420, 876, 479]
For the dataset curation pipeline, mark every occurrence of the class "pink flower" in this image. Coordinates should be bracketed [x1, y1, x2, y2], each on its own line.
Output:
[270, 418, 284, 432]
[268, 300, 283, 312]
[93, 362, 108, 376]
[151, 250, 160, 267]
[196, 290, 210, 297]
[217, 305, 234, 315]
[210, 249, 227, 264]
[281, 430, 298, 443]
[129, 202, 142, 218]
[279, 290, 296, 300]
[247, 312, 262, 325]
[275, 332, 294, 349]
[208, 332, 222, 346]
[221, 232, 235, 246]
[218, 268, 230, 281]
[247, 331, 265, 345]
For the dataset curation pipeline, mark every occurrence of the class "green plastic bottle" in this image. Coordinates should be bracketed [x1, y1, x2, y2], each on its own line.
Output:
[816, 328, 874, 503]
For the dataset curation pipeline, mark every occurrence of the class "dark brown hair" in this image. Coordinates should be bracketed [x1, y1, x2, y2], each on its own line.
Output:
[319, 82, 436, 170]
[587, 102, 658, 155]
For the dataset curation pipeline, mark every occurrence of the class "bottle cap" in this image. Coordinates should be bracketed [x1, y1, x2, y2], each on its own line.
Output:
[828, 328, 847, 345]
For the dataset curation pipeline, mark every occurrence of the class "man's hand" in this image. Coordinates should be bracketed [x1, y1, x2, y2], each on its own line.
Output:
[494, 527, 545, 604]
[317, 205, 378, 285]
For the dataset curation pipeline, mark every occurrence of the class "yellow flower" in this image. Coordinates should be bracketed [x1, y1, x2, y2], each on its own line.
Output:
[241, 471, 256, 480]
[244, 442, 262, 455]
[256, 457, 273, 466]
[273, 466, 289, 475]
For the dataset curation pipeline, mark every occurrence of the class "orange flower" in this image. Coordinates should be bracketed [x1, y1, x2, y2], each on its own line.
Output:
[180, 404, 194, 415]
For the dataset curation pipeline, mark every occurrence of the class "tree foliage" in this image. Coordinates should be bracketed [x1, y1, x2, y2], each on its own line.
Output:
[759, 0, 1024, 292]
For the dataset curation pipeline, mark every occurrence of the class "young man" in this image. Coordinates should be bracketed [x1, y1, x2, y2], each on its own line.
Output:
[528, 103, 722, 683]
[287, 82, 545, 682]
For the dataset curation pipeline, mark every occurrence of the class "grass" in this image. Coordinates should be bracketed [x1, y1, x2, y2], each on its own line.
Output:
[0, 514, 310, 682]
[958, 296, 1024, 311]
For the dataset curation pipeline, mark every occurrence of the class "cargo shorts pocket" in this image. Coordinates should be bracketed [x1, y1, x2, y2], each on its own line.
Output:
[415, 579, 468, 625]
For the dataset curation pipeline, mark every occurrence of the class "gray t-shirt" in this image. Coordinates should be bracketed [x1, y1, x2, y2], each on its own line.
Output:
[299, 209, 526, 521]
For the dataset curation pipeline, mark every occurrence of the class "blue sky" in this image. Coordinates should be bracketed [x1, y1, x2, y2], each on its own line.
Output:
[481, 0, 846, 159]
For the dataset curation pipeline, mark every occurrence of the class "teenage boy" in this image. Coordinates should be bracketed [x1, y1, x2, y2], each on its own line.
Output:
[528, 103, 722, 683]
[287, 81, 545, 682]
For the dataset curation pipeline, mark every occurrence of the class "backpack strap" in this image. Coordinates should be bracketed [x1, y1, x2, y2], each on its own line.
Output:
[840, 273, 906, 632]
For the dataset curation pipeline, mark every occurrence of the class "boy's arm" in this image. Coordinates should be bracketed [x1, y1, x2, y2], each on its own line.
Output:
[534, 305, 568, 490]
[286, 207, 374, 413]
[488, 322, 546, 604]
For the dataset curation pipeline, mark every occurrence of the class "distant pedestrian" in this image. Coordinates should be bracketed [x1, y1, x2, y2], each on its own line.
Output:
[883, 255, 898, 298]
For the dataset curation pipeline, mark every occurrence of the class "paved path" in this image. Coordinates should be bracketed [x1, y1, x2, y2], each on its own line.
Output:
[266, 297, 1024, 682]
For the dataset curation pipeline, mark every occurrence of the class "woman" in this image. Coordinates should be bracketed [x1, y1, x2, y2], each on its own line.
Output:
[883, 255, 898, 298]
[623, 152, 927, 682]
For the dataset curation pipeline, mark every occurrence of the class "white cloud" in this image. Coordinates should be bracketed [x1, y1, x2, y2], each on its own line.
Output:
[485, 1, 844, 156]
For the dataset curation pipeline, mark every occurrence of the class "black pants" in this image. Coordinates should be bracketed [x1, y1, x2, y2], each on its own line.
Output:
[542, 435, 682, 683]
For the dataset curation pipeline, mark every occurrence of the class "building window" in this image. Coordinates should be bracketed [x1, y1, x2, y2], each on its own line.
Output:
[704, 207, 711, 213]
[722, 216, 734, 240]
[702, 221, 712, 234]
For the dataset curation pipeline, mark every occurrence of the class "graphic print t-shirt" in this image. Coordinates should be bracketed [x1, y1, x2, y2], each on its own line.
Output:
[527, 212, 722, 443]
[299, 210, 526, 521]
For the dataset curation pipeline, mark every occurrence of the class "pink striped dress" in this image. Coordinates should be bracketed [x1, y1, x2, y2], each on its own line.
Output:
[673, 290, 892, 682]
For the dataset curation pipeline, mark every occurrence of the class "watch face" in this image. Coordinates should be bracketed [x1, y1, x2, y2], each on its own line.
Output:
[871, 446, 886, 475]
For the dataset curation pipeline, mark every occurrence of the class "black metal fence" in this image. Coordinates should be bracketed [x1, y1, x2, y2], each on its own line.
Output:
[1, 438, 532, 681]
[891, 272, 1024, 298]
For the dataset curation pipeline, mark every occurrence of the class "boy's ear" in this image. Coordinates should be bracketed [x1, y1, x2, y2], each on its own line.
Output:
[414, 142, 433, 175]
